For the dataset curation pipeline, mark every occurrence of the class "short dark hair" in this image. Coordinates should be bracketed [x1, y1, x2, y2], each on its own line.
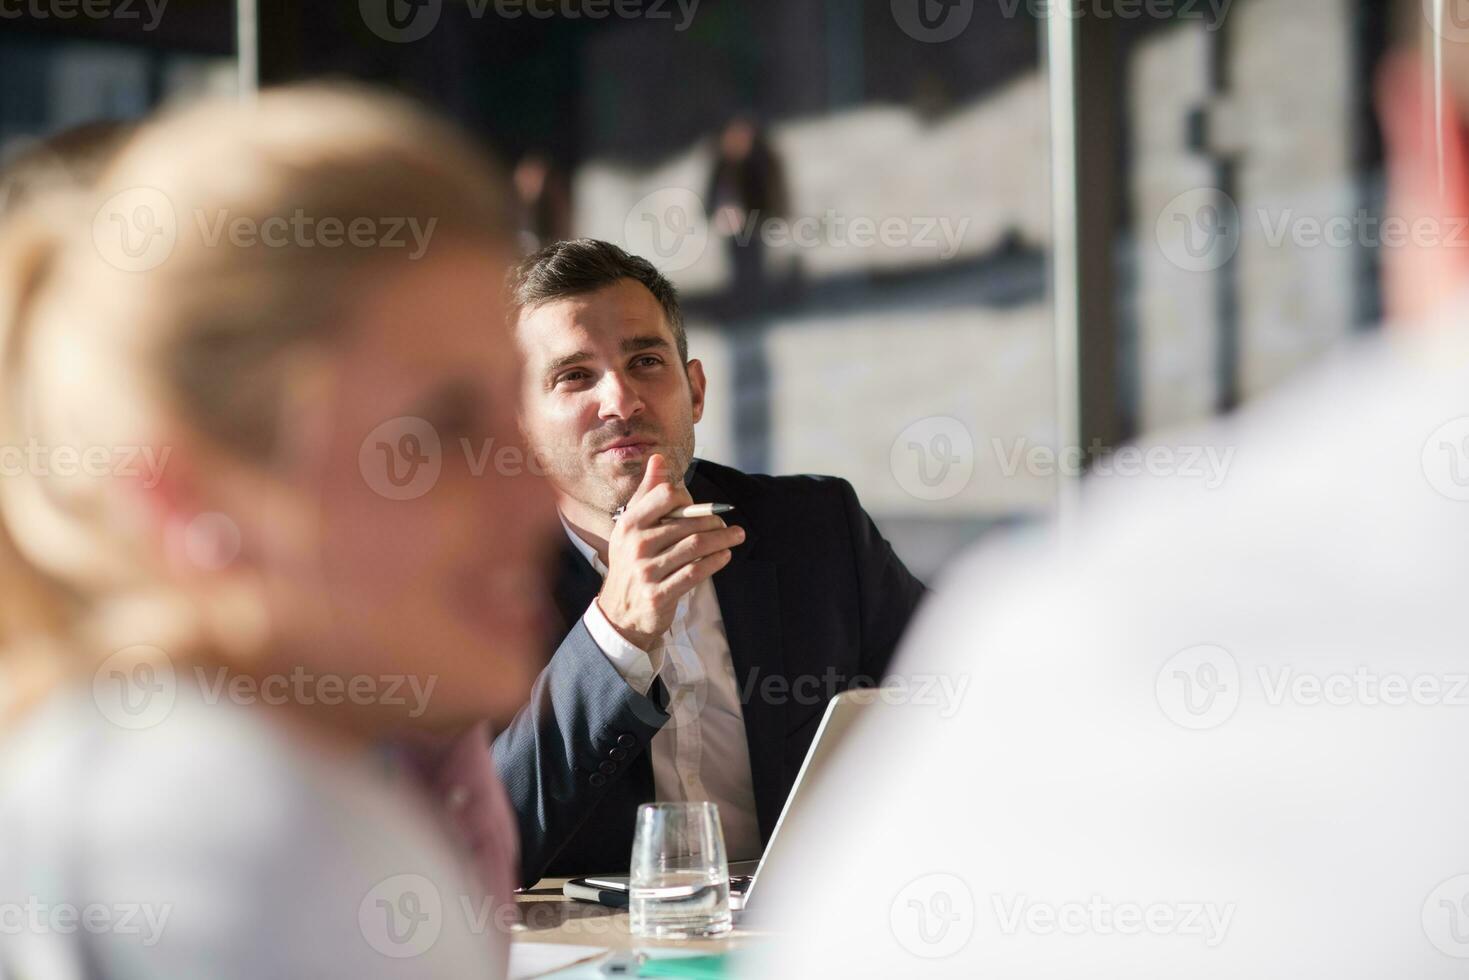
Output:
[506, 238, 688, 363]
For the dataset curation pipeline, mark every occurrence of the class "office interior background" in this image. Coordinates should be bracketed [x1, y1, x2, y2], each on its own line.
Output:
[0, 0, 1391, 581]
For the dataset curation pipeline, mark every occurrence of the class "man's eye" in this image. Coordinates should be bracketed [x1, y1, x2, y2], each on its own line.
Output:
[632, 356, 662, 369]
[556, 371, 590, 386]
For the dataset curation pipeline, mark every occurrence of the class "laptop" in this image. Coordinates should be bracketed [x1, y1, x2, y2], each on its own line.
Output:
[563, 688, 878, 913]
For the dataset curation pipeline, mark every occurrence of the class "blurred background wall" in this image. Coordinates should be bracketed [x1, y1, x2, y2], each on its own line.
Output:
[0, 0, 1392, 582]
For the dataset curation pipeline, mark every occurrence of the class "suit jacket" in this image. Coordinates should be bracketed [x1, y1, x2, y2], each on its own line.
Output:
[491, 459, 927, 886]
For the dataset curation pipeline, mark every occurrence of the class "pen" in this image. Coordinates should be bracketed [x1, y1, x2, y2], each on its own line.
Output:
[611, 503, 735, 524]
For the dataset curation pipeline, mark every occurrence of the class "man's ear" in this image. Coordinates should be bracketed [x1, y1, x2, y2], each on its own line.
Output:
[685, 359, 708, 425]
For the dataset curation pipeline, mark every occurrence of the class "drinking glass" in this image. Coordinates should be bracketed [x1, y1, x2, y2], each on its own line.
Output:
[628, 802, 732, 939]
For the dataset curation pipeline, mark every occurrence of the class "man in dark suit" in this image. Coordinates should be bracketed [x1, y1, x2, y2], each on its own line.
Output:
[492, 239, 926, 886]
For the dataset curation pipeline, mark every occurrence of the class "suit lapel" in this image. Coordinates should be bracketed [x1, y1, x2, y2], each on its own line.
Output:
[688, 464, 787, 844]
[552, 539, 601, 636]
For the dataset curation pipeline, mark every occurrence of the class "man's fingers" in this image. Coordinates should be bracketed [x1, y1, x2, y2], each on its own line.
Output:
[636, 515, 725, 554]
[647, 526, 745, 579]
[625, 476, 695, 528]
[623, 453, 670, 510]
[655, 548, 734, 600]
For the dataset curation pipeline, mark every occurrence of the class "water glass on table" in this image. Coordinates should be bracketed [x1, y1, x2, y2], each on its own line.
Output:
[628, 802, 733, 940]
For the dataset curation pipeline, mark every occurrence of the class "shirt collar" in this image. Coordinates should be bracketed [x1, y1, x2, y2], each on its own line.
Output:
[558, 511, 609, 577]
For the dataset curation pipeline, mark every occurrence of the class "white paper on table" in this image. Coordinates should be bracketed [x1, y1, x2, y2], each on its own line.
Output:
[507, 942, 608, 980]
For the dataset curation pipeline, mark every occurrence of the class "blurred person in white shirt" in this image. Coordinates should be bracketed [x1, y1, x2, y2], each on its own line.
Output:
[748, 4, 1469, 977]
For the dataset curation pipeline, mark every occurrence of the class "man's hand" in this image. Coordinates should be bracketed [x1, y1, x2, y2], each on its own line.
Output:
[597, 454, 745, 651]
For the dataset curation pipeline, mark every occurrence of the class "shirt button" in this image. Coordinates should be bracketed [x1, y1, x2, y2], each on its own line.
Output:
[616, 734, 637, 748]
[589, 773, 608, 788]
[608, 747, 628, 762]
[598, 761, 617, 775]
[447, 786, 471, 810]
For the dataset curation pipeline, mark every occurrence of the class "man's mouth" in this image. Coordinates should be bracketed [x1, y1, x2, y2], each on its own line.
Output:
[597, 437, 657, 460]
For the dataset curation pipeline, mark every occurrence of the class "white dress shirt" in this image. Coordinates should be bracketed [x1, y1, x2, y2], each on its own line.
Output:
[560, 516, 763, 862]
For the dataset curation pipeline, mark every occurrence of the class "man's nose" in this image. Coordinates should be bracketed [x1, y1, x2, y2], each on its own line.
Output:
[597, 371, 645, 421]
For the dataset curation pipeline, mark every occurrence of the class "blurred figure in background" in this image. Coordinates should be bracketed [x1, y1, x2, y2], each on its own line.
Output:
[0, 86, 555, 977]
[512, 151, 572, 254]
[749, 4, 1469, 977]
[706, 115, 788, 315]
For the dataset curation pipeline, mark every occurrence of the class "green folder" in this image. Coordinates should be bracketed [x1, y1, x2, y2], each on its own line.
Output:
[640, 953, 729, 979]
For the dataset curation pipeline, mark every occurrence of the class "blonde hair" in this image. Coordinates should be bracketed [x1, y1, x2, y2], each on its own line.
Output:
[0, 85, 511, 720]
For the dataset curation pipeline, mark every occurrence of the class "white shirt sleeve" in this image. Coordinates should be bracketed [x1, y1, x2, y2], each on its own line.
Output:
[582, 599, 664, 696]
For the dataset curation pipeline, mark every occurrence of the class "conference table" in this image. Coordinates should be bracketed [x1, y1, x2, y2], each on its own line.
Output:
[513, 867, 768, 954]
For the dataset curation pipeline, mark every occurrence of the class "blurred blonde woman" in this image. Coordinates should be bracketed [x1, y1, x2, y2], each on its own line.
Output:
[0, 86, 556, 978]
